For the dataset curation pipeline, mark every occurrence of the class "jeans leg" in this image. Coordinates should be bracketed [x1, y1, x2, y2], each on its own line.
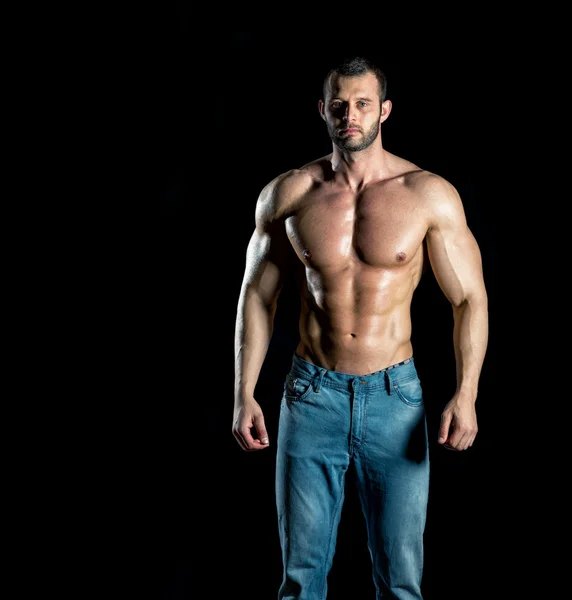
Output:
[275, 382, 350, 600]
[353, 382, 430, 600]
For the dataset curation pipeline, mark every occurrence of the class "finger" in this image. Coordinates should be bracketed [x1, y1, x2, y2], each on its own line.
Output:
[239, 425, 259, 450]
[449, 431, 473, 451]
[253, 414, 270, 446]
[464, 431, 476, 450]
[438, 412, 452, 444]
[446, 427, 466, 450]
[233, 428, 249, 452]
[459, 428, 479, 450]
[240, 427, 270, 452]
[455, 432, 471, 451]
[465, 433, 478, 449]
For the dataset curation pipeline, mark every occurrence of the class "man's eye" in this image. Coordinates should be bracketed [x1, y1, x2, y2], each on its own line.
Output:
[358, 101, 367, 107]
[331, 102, 343, 108]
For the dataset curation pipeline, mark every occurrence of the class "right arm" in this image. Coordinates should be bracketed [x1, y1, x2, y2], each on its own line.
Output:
[232, 177, 294, 452]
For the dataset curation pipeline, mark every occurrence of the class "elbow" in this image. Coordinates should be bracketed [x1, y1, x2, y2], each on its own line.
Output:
[243, 282, 280, 314]
[452, 289, 488, 313]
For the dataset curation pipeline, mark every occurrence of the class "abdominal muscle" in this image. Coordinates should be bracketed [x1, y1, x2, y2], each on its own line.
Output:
[295, 265, 417, 375]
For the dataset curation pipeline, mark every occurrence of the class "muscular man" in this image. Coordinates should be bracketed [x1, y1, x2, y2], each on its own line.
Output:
[232, 56, 488, 600]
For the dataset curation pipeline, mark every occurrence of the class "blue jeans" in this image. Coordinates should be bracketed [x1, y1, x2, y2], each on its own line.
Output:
[276, 353, 430, 600]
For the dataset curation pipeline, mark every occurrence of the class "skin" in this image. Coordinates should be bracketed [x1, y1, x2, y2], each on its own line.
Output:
[233, 71, 488, 454]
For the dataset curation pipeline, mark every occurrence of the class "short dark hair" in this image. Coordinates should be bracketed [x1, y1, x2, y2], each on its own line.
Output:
[323, 56, 388, 104]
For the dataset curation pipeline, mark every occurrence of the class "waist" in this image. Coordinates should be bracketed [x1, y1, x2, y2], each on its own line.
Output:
[289, 352, 417, 391]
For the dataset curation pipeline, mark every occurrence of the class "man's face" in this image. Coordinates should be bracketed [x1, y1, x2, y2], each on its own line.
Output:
[322, 72, 382, 152]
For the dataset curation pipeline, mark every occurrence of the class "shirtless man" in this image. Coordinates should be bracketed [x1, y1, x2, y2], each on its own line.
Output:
[232, 56, 488, 600]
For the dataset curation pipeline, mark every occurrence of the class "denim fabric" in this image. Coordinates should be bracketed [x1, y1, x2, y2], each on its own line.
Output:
[276, 353, 430, 600]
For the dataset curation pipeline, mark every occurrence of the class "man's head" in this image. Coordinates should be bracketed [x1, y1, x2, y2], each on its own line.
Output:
[322, 56, 388, 105]
[319, 56, 392, 152]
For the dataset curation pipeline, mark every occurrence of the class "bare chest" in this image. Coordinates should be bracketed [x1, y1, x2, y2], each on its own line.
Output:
[285, 186, 428, 269]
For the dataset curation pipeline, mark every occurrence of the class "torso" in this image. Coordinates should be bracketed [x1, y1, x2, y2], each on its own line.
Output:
[277, 153, 434, 375]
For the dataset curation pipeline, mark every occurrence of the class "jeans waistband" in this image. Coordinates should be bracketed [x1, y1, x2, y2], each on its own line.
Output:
[289, 353, 417, 392]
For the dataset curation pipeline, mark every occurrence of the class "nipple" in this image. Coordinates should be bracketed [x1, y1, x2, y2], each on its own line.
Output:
[396, 252, 406, 262]
[303, 249, 312, 260]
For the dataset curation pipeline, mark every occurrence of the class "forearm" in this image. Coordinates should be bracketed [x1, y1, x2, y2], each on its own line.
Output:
[452, 297, 488, 401]
[234, 289, 277, 405]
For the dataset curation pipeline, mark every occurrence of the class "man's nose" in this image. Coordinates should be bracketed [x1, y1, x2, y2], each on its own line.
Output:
[343, 105, 356, 122]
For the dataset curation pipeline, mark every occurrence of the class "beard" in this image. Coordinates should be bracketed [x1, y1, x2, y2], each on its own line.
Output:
[328, 117, 380, 152]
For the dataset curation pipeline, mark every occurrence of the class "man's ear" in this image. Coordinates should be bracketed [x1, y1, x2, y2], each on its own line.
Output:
[318, 99, 326, 121]
[380, 99, 392, 124]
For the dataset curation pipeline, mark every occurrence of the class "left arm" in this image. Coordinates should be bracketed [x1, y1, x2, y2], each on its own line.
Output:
[424, 175, 489, 451]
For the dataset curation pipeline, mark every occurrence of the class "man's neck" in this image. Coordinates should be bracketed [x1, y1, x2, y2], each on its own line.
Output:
[330, 144, 391, 190]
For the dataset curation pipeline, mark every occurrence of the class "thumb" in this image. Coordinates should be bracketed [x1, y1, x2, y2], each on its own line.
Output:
[254, 414, 269, 445]
[438, 411, 452, 444]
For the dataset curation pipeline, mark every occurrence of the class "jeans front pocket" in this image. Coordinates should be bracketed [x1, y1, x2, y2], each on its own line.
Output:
[284, 374, 314, 402]
[393, 376, 424, 407]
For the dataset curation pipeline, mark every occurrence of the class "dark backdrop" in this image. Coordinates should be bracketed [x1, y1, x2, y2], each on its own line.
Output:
[118, 11, 532, 600]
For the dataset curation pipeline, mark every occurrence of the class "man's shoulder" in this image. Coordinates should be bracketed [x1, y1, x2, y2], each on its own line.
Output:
[272, 166, 316, 194]
[403, 169, 460, 205]
[383, 153, 453, 195]
[403, 168, 446, 189]
[258, 156, 329, 215]
[401, 169, 467, 229]
[275, 155, 331, 192]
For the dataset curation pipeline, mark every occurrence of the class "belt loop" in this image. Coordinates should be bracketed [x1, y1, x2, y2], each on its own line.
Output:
[385, 369, 393, 395]
[314, 369, 326, 392]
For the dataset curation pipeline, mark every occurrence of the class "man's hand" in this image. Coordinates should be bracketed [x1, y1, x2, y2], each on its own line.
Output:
[232, 399, 270, 452]
[437, 394, 478, 451]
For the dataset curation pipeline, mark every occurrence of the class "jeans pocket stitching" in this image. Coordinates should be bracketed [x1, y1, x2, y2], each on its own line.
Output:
[393, 382, 424, 407]
[284, 376, 314, 402]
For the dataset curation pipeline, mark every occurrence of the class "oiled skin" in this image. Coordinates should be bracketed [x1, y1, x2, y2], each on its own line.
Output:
[233, 71, 488, 453]
[283, 157, 429, 375]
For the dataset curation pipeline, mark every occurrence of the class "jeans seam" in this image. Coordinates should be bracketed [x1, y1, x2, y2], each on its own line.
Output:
[361, 388, 369, 444]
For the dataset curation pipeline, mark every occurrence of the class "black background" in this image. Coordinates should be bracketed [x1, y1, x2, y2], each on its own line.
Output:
[112, 9, 539, 600]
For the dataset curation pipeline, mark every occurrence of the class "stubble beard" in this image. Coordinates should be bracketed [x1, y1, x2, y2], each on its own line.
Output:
[329, 117, 381, 153]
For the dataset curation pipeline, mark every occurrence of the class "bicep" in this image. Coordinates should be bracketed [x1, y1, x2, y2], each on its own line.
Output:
[242, 225, 292, 306]
[426, 217, 486, 307]
[240, 171, 302, 305]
